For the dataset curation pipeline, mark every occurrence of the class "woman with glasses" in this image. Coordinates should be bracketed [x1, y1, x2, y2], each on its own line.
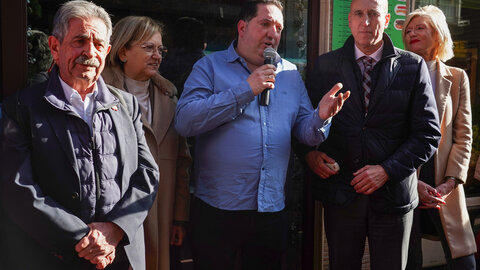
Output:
[403, 6, 476, 269]
[103, 16, 191, 270]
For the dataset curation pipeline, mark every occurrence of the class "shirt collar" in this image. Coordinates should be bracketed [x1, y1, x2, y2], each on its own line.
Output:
[226, 40, 283, 68]
[227, 41, 242, 63]
[354, 41, 384, 63]
[59, 75, 98, 102]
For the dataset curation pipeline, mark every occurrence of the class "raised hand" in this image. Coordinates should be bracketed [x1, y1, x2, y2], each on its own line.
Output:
[318, 83, 350, 120]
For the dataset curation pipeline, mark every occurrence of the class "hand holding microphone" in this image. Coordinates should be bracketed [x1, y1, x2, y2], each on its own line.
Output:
[246, 48, 279, 105]
[260, 48, 278, 106]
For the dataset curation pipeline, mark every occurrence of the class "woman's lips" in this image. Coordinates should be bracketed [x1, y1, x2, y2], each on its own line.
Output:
[409, 39, 420, 44]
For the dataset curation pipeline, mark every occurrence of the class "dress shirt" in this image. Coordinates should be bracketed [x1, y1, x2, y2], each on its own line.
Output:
[176, 42, 330, 212]
[354, 42, 384, 73]
[59, 76, 98, 130]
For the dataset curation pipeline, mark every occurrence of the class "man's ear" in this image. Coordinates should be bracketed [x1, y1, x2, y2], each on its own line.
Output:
[237, 20, 247, 38]
[48, 36, 60, 62]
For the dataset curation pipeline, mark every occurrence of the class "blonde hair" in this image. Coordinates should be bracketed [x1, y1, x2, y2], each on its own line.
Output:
[402, 5, 454, 62]
[107, 16, 164, 68]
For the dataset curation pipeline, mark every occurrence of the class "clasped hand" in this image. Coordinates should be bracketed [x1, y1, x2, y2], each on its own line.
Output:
[75, 222, 125, 269]
[417, 179, 454, 209]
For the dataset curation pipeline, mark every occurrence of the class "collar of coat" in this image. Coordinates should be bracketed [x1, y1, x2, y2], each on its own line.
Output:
[101, 65, 177, 98]
[44, 65, 118, 111]
[340, 33, 398, 62]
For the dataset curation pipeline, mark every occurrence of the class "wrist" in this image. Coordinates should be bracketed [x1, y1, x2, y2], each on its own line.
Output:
[445, 176, 459, 188]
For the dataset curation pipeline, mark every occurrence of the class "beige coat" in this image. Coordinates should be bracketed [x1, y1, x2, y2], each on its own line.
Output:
[102, 67, 191, 270]
[428, 60, 476, 258]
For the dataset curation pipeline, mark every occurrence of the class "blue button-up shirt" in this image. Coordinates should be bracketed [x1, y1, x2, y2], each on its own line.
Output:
[175, 43, 330, 212]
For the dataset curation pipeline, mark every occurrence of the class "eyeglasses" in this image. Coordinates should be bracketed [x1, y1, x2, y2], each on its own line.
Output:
[139, 43, 168, 57]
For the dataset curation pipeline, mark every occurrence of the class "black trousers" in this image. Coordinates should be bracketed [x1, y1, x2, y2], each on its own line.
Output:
[406, 208, 476, 270]
[191, 198, 287, 270]
[324, 194, 413, 270]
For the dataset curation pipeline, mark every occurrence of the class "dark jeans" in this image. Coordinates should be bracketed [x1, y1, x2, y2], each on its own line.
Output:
[406, 208, 476, 270]
[191, 198, 287, 270]
[324, 194, 413, 270]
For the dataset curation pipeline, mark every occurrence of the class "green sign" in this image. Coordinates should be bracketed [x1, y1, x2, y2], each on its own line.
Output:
[332, 0, 406, 50]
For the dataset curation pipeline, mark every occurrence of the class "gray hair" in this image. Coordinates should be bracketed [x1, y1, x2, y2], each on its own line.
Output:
[52, 0, 112, 43]
[403, 5, 454, 62]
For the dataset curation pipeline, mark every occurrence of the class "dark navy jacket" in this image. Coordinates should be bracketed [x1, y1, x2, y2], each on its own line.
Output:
[307, 34, 441, 214]
[0, 67, 159, 269]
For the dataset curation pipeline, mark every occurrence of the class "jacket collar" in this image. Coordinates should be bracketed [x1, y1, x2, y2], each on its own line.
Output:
[45, 66, 118, 111]
[435, 59, 453, 126]
[102, 66, 176, 97]
[102, 65, 177, 145]
[340, 33, 398, 62]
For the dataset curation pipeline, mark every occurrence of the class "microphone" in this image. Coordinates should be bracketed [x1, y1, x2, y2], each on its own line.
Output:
[260, 48, 277, 106]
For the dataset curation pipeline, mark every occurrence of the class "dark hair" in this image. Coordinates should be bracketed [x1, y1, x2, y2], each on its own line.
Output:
[238, 0, 284, 23]
[172, 17, 206, 51]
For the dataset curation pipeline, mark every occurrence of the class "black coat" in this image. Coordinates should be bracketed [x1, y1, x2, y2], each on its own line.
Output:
[307, 34, 441, 214]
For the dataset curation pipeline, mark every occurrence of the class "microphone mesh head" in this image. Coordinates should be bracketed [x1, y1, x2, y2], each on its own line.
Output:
[263, 47, 277, 59]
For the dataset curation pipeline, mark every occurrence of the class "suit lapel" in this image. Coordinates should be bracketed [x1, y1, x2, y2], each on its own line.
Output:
[341, 59, 365, 113]
[435, 61, 452, 126]
[43, 75, 79, 177]
[151, 88, 174, 145]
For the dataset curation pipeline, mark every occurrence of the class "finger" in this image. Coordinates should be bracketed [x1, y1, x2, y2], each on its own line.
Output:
[263, 82, 275, 90]
[342, 90, 351, 101]
[75, 236, 92, 253]
[355, 180, 370, 193]
[319, 153, 335, 164]
[327, 83, 343, 97]
[79, 246, 101, 258]
[432, 197, 446, 205]
[263, 64, 276, 70]
[425, 185, 438, 194]
[363, 186, 377, 195]
[353, 166, 368, 177]
[96, 259, 108, 270]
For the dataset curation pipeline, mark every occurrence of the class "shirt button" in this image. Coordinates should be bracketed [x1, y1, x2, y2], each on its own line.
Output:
[262, 167, 265, 170]
[71, 192, 79, 200]
[263, 122, 266, 126]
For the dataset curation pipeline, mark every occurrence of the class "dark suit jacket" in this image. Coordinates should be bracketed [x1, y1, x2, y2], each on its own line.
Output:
[306, 34, 441, 214]
[0, 68, 159, 269]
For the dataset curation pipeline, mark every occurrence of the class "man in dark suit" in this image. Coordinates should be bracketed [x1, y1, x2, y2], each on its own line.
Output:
[0, 1, 159, 269]
[303, 0, 441, 269]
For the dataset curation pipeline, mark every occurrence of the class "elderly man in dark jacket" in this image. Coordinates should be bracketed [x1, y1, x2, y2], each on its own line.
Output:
[0, 1, 159, 270]
[302, 0, 441, 269]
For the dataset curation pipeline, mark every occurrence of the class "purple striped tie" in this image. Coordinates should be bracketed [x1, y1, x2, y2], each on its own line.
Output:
[359, 56, 375, 113]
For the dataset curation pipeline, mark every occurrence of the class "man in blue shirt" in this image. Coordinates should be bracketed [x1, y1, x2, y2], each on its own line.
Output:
[175, 0, 349, 269]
